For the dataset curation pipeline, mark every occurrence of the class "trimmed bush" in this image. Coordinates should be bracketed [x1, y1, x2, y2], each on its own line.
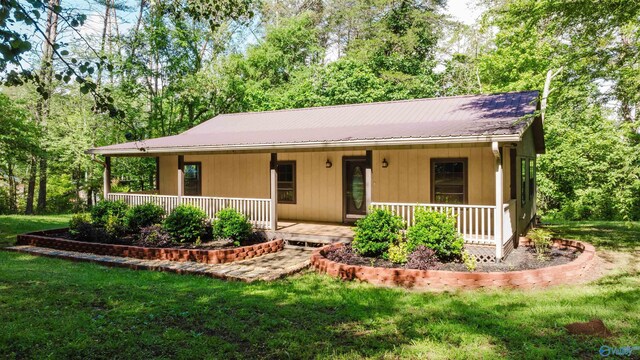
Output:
[352, 208, 404, 257]
[163, 205, 207, 243]
[212, 208, 252, 243]
[126, 203, 165, 232]
[104, 214, 127, 239]
[90, 200, 128, 227]
[69, 213, 91, 237]
[405, 245, 438, 270]
[136, 224, 173, 247]
[387, 239, 409, 264]
[406, 208, 463, 261]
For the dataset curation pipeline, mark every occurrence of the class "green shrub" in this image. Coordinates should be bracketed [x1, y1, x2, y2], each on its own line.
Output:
[126, 203, 165, 231]
[163, 205, 207, 243]
[90, 200, 128, 227]
[406, 208, 463, 261]
[70, 220, 110, 243]
[462, 250, 477, 272]
[105, 214, 127, 239]
[352, 208, 404, 257]
[387, 239, 409, 264]
[69, 213, 91, 237]
[212, 208, 252, 244]
[527, 227, 553, 260]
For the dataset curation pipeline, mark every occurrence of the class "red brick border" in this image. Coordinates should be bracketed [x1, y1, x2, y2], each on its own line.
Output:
[310, 239, 596, 290]
[16, 229, 284, 264]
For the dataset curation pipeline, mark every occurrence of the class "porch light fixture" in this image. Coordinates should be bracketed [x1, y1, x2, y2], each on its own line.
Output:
[326, 159, 332, 168]
[382, 158, 388, 168]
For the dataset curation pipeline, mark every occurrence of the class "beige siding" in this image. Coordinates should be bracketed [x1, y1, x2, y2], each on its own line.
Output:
[157, 144, 504, 223]
[277, 150, 365, 223]
[372, 145, 496, 206]
[158, 154, 270, 198]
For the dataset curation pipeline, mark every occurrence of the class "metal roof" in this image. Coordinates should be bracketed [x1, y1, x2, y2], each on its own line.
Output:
[87, 91, 542, 155]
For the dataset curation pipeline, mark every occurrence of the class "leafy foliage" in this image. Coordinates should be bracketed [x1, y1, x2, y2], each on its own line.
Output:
[352, 208, 404, 257]
[136, 224, 173, 247]
[527, 228, 553, 260]
[125, 203, 165, 232]
[387, 239, 409, 264]
[324, 244, 357, 264]
[405, 245, 438, 271]
[163, 205, 207, 243]
[212, 208, 252, 243]
[462, 250, 477, 272]
[90, 200, 128, 227]
[406, 208, 463, 261]
[68, 213, 91, 237]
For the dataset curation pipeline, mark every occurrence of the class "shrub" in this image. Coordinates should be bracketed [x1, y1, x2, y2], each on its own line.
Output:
[90, 200, 128, 227]
[136, 225, 173, 247]
[212, 208, 252, 244]
[387, 239, 409, 264]
[69, 213, 91, 237]
[71, 221, 110, 243]
[352, 208, 404, 257]
[405, 245, 438, 270]
[527, 227, 553, 260]
[163, 205, 207, 243]
[104, 214, 127, 239]
[462, 250, 477, 272]
[126, 203, 165, 232]
[406, 208, 464, 261]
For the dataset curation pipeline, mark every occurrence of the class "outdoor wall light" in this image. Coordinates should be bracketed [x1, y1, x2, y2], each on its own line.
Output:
[326, 159, 332, 168]
[382, 158, 389, 168]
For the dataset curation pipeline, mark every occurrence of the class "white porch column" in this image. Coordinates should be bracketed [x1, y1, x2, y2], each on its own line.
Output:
[103, 156, 111, 199]
[365, 150, 372, 213]
[177, 155, 184, 203]
[270, 153, 278, 230]
[492, 142, 504, 261]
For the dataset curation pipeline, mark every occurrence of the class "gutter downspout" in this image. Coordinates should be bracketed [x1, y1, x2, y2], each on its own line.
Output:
[492, 142, 504, 262]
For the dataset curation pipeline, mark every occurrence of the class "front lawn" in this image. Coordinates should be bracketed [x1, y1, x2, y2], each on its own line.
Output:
[0, 214, 72, 248]
[0, 216, 638, 359]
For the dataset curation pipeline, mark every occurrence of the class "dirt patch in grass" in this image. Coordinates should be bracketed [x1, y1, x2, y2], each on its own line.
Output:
[324, 244, 582, 272]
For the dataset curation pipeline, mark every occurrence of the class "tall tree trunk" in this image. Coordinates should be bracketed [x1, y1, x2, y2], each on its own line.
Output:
[35, 0, 61, 213]
[25, 157, 37, 214]
[96, 0, 111, 88]
[7, 162, 17, 213]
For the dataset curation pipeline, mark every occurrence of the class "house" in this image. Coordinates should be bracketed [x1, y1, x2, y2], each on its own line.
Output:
[87, 91, 544, 261]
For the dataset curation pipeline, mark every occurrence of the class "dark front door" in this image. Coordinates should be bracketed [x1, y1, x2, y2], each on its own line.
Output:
[343, 157, 367, 222]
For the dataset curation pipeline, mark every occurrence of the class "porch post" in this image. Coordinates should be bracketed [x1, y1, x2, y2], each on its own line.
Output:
[177, 155, 184, 203]
[103, 156, 111, 199]
[492, 142, 504, 261]
[270, 153, 278, 230]
[365, 150, 372, 213]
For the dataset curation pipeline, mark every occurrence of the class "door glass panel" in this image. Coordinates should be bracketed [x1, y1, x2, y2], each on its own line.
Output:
[351, 166, 364, 210]
[184, 163, 201, 196]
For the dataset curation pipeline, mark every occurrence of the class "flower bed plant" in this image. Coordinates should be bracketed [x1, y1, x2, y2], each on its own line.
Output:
[63, 201, 264, 249]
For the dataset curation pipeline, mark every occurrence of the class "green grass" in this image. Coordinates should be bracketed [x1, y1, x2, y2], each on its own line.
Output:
[0, 214, 72, 247]
[0, 216, 639, 359]
[543, 219, 640, 251]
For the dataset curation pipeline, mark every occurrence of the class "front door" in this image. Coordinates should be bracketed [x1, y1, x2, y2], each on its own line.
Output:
[343, 157, 367, 222]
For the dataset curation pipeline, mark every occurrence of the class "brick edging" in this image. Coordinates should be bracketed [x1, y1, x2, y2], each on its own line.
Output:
[16, 229, 283, 264]
[310, 239, 596, 290]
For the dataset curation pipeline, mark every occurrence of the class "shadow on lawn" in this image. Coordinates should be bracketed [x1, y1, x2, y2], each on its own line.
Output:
[544, 221, 640, 251]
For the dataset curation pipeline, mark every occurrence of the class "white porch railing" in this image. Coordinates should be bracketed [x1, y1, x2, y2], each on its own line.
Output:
[106, 193, 272, 229]
[370, 202, 498, 244]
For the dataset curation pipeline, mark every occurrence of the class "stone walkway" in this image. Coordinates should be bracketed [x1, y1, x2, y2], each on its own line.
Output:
[6, 245, 311, 282]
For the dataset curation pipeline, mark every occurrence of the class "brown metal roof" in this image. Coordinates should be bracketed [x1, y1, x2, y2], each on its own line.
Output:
[87, 91, 542, 155]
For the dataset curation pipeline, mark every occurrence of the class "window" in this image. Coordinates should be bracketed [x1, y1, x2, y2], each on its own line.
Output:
[277, 161, 296, 204]
[529, 158, 535, 200]
[431, 159, 467, 204]
[521, 159, 527, 206]
[184, 162, 201, 196]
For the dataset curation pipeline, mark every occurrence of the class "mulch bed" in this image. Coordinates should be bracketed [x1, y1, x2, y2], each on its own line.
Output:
[54, 230, 266, 250]
[324, 244, 581, 272]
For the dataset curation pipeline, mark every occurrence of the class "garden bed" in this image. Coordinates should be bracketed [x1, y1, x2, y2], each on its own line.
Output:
[311, 239, 596, 290]
[323, 241, 581, 272]
[16, 229, 284, 264]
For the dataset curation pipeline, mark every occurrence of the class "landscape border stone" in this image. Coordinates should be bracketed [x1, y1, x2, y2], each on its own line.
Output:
[310, 238, 596, 290]
[16, 229, 283, 264]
